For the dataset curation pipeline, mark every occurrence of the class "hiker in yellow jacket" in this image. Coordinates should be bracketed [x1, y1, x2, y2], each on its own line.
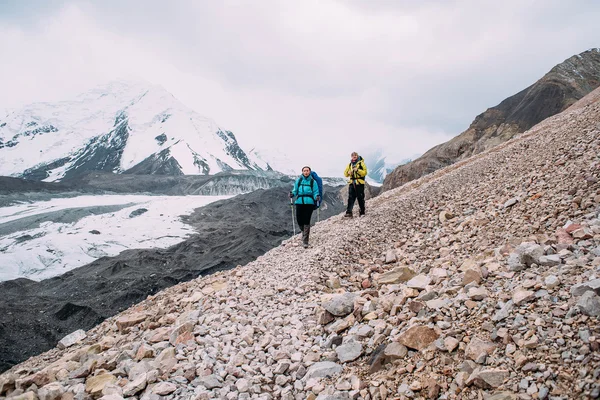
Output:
[344, 152, 367, 218]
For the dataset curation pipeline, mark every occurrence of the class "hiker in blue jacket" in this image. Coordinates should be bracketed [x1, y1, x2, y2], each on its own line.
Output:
[290, 166, 321, 248]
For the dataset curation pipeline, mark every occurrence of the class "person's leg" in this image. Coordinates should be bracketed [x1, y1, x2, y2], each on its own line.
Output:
[357, 184, 366, 215]
[295, 204, 304, 233]
[303, 208, 314, 246]
[346, 184, 356, 216]
[296, 205, 310, 244]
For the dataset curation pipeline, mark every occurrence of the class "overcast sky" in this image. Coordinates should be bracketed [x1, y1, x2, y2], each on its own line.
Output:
[1, 1, 599, 176]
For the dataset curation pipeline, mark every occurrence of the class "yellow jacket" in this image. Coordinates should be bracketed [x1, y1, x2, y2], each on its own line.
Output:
[344, 156, 367, 184]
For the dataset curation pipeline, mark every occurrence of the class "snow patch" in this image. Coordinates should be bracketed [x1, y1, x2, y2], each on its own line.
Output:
[0, 194, 230, 282]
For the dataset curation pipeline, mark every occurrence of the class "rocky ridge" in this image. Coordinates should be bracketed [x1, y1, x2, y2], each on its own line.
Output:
[382, 48, 600, 193]
[2, 88, 600, 399]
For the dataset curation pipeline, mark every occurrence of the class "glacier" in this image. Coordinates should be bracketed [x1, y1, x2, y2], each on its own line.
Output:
[0, 194, 230, 281]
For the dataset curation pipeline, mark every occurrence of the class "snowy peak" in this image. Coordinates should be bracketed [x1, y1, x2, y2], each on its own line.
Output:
[361, 149, 416, 184]
[0, 80, 272, 181]
[249, 147, 296, 175]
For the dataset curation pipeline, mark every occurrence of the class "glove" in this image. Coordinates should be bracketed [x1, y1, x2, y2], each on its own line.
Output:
[316, 195, 321, 202]
[289, 192, 294, 198]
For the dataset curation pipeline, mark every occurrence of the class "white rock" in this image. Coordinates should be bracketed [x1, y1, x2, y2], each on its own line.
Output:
[57, 330, 86, 350]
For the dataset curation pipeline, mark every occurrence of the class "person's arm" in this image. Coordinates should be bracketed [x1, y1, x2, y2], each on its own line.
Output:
[344, 164, 351, 178]
[357, 160, 367, 178]
[313, 180, 320, 201]
[291, 179, 299, 197]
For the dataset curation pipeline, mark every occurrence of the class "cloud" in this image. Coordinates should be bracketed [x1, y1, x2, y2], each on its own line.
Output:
[0, 0, 599, 176]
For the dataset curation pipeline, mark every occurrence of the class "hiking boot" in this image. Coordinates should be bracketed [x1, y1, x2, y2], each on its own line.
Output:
[343, 213, 353, 219]
[303, 225, 310, 247]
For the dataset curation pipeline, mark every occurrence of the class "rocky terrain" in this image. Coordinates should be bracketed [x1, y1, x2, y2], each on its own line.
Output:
[382, 48, 600, 192]
[2, 88, 600, 399]
[0, 186, 344, 373]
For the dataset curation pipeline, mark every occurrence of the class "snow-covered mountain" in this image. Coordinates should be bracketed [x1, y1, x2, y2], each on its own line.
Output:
[248, 147, 295, 176]
[361, 149, 419, 184]
[0, 81, 274, 181]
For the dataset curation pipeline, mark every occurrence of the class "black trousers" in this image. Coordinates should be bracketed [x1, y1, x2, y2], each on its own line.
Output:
[347, 183, 365, 215]
[296, 204, 314, 227]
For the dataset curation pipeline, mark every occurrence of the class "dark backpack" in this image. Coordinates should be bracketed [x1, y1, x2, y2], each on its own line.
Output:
[310, 171, 324, 209]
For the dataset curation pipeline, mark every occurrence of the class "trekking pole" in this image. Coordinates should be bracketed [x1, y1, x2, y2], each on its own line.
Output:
[318, 207, 320, 222]
[290, 198, 296, 236]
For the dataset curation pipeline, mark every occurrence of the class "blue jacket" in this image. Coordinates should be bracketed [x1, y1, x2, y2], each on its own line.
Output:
[292, 175, 319, 205]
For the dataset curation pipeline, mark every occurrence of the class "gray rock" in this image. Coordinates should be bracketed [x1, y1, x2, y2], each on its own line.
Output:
[515, 242, 544, 267]
[368, 344, 387, 374]
[383, 342, 407, 359]
[513, 288, 535, 305]
[354, 325, 374, 338]
[38, 382, 65, 400]
[468, 287, 488, 301]
[465, 338, 495, 362]
[98, 395, 125, 400]
[538, 385, 550, 399]
[123, 373, 147, 396]
[466, 368, 509, 389]
[503, 198, 519, 208]
[571, 278, 600, 296]
[545, 275, 560, 289]
[426, 298, 450, 309]
[579, 329, 591, 343]
[384, 250, 397, 264]
[304, 361, 343, 380]
[406, 274, 431, 290]
[323, 293, 357, 317]
[539, 254, 561, 266]
[235, 378, 250, 393]
[444, 337, 460, 352]
[129, 208, 148, 218]
[507, 252, 524, 271]
[577, 291, 600, 317]
[197, 374, 224, 390]
[316, 393, 350, 400]
[419, 290, 438, 301]
[397, 383, 415, 397]
[57, 329, 86, 349]
[152, 382, 176, 396]
[437, 320, 451, 329]
[486, 392, 517, 400]
[335, 342, 363, 363]
[273, 361, 290, 374]
[493, 301, 514, 321]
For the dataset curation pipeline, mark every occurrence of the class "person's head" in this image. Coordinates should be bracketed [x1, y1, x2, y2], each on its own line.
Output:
[351, 152, 359, 162]
[302, 166, 311, 177]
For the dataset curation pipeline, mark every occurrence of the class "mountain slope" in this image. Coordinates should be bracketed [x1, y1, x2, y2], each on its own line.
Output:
[382, 48, 600, 191]
[0, 185, 345, 372]
[2, 86, 599, 398]
[0, 81, 271, 181]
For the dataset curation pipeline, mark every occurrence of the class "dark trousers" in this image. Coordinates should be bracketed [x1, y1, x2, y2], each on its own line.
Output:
[296, 204, 314, 227]
[347, 183, 365, 215]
